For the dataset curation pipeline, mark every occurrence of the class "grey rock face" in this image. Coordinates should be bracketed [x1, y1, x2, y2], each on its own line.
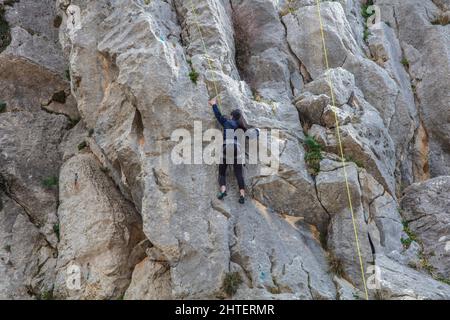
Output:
[0, 191, 56, 299]
[401, 176, 450, 279]
[0, 111, 68, 246]
[54, 154, 144, 299]
[317, 161, 374, 289]
[283, 2, 361, 79]
[231, 0, 300, 99]
[300, 74, 397, 196]
[433, 0, 450, 11]
[0, 111, 67, 299]
[284, 1, 420, 188]
[365, 22, 419, 186]
[228, 200, 336, 300]
[251, 134, 329, 233]
[334, 276, 360, 300]
[375, 254, 450, 300]
[3, 0, 61, 43]
[377, 0, 450, 177]
[359, 170, 403, 256]
[317, 159, 406, 292]
[304, 68, 355, 107]
[125, 257, 172, 300]
[295, 93, 330, 125]
[1, 0, 450, 301]
[0, 0, 71, 113]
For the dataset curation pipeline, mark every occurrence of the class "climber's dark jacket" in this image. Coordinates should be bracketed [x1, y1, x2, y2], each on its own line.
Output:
[213, 104, 261, 142]
[212, 104, 241, 141]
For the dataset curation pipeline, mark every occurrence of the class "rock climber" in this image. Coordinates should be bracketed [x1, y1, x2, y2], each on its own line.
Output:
[209, 97, 256, 204]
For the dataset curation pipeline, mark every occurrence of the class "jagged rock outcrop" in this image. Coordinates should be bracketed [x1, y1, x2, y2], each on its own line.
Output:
[0, 191, 57, 299]
[375, 254, 450, 299]
[53, 153, 144, 299]
[297, 67, 397, 195]
[0, 0, 78, 118]
[284, 1, 419, 192]
[401, 176, 450, 280]
[376, 0, 450, 177]
[124, 256, 172, 300]
[0, 111, 67, 299]
[0, 0, 73, 299]
[1, 0, 449, 300]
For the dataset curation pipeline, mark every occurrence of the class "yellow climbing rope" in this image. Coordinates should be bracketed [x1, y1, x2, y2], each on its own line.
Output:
[189, 0, 223, 109]
[315, 0, 369, 300]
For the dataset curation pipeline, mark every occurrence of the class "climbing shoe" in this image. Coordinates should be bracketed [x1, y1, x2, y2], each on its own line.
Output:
[217, 191, 227, 200]
[239, 196, 245, 204]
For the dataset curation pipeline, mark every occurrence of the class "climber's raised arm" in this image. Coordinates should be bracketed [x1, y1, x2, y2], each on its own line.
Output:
[209, 98, 226, 126]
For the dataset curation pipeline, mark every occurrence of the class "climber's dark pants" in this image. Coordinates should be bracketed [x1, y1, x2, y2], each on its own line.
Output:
[219, 144, 245, 190]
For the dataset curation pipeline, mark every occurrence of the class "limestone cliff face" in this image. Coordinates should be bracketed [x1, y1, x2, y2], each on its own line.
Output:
[0, 0, 449, 300]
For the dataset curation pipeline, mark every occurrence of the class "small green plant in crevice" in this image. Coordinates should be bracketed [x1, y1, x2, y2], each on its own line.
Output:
[0, 100, 6, 113]
[65, 68, 71, 82]
[352, 292, 362, 300]
[418, 251, 435, 274]
[4, 245, 11, 252]
[361, 1, 374, 20]
[223, 272, 242, 297]
[42, 176, 58, 189]
[416, 250, 450, 285]
[78, 141, 87, 151]
[435, 277, 450, 286]
[401, 237, 413, 249]
[401, 57, 410, 68]
[280, 0, 295, 17]
[400, 219, 417, 249]
[361, 1, 374, 43]
[53, 223, 60, 242]
[363, 27, 371, 42]
[0, 5, 12, 53]
[189, 69, 199, 85]
[187, 59, 199, 85]
[327, 253, 345, 278]
[304, 135, 323, 176]
[37, 289, 54, 300]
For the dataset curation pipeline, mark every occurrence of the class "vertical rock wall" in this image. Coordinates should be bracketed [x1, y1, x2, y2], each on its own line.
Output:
[0, 0, 449, 300]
